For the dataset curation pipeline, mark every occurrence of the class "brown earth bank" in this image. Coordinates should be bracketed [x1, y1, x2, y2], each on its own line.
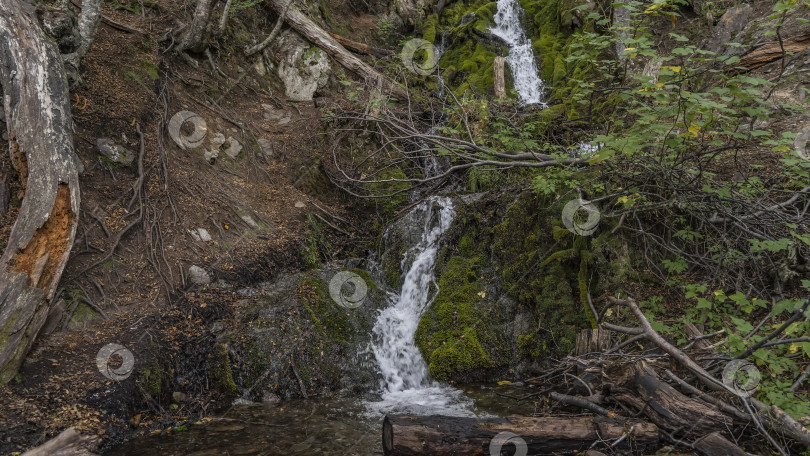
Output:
[0, 0, 395, 452]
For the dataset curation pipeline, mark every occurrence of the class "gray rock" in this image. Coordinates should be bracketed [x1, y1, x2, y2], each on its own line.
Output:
[223, 137, 242, 159]
[262, 392, 281, 404]
[188, 265, 210, 285]
[254, 59, 267, 77]
[257, 138, 274, 157]
[796, 125, 810, 160]
[191, 228, 212, 242]
[706, 4, 753, 53]
[271, 30, 331, 101]
[261, 104, 292, 125]
[240, 214, 260, 230]
[96, 138, 134, 166]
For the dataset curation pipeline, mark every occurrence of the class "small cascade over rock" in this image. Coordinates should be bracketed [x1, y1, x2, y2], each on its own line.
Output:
[490, 0, 546, 105]
[366, 196, 475, 416]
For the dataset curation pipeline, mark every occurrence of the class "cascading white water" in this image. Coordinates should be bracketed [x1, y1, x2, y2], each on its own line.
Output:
[366, 197, 475, 416]
[490, 0, 546, 105]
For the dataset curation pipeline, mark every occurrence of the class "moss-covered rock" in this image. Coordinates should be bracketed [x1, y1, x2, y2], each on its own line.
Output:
[209, 343, 238, 396]
[414, 188, 633, 381]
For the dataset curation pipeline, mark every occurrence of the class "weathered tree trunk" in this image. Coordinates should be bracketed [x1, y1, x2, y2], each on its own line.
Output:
[264, 0, 408, 100]
[63, 0, 102, 86]
[574, 328, 611, 356]
[177, 0, 218, 54]
[382, 415, 659, 455]
[21, 427, 100, 456]
[493, 56, 506, 100]
[0, 0, 81, 384]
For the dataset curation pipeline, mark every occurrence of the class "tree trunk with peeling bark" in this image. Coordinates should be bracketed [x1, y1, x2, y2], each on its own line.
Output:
[0, 0, 81, 384]
[264, 0, 408, 100]
[63, 0, 102, 86]
[177, 0, 218, 54]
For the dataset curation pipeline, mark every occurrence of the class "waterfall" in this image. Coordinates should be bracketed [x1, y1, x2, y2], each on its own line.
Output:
[365, 197, 475, 416]
[490, 0, 546, 105]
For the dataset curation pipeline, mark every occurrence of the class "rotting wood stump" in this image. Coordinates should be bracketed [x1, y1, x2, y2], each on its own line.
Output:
[382, 414, 659, 455]
[0, 0, 81, 384]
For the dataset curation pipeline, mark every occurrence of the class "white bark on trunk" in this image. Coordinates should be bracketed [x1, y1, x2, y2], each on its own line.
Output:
[177, 0, 218, 54]
[63, 0, 102, 86]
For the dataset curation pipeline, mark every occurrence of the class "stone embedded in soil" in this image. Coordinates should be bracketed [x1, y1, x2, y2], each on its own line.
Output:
[188, 265, 210, 285]
[257, 138, 274, 156]
[262, 392, 281, 404]
[191, 228, 212, 242]
[261, 104, 292, 125]
[96, 138, 134, 165]
[224, 137, 243, 158]
[240, 214, 260, 229]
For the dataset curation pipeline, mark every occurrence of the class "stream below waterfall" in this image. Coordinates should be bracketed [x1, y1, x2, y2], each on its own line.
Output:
[109, 197, 536, 455]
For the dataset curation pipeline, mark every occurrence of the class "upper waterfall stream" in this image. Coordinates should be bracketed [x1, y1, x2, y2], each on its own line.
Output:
[490, 0, 546, 105]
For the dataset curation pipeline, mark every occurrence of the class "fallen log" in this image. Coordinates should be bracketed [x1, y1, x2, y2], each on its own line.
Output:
[693, 432, 750, 456]
[0, 0, 81, 384]
[610, 297, 810, 450]
[382, 414, 659, 455]
[21, 427, 100, 456]
[328, 32, 392, 59]
[729, 33, 810, 72]
[264, 0, 407, 100]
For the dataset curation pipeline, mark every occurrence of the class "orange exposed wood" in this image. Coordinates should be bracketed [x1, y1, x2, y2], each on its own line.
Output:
[8, 184, 73, 289]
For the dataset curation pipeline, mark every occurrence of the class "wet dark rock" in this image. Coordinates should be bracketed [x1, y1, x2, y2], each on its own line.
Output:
[706, 4, 753, 53]
[96, 138, 134, 166]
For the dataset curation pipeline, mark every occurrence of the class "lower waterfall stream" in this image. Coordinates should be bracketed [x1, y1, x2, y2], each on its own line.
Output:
[365, 197, 476, 417]
[109, 197, 534, 455]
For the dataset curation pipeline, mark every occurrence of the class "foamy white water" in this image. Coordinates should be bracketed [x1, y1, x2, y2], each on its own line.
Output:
[366, 197, 476, 417]
[490, 0, 546, 104]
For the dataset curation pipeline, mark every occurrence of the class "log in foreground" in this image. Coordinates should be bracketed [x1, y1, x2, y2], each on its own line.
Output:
[0, 0, 81, 384]
[382, 415, 659, 455]
[21, 427, 100, 456]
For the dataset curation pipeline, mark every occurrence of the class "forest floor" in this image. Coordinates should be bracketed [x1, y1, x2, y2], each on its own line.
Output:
[0, 0, 383, 452]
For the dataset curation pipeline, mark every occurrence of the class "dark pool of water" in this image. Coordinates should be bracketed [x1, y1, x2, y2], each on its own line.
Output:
[108, 383, 539, 455]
